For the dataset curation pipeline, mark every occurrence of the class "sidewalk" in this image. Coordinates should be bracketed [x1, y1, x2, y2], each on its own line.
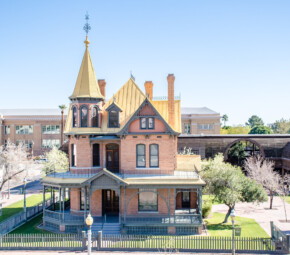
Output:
[212, 196, 290, 235]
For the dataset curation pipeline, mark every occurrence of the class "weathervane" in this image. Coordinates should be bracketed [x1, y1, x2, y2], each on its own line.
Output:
[83, 12, 91, 36]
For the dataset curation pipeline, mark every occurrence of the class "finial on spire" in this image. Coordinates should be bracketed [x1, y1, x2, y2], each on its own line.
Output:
[83, 12, 91, 47]
[130, 71, 135, 81]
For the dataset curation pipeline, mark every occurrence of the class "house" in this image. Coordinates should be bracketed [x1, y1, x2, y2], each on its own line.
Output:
[41, 35, 205, 235]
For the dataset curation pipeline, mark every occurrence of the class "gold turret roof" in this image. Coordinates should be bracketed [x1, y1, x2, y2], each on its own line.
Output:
[69, 36, 104, 100]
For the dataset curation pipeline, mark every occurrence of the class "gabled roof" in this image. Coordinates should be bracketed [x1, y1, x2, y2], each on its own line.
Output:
[69, 37, 104, 100]
[105, 101, 123, 112]
[181, 107, 219, 115]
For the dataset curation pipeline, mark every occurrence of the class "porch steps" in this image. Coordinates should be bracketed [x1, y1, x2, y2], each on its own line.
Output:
[91, 223, 121, 235]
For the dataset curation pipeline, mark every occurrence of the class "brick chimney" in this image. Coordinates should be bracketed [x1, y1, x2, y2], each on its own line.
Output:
[98, 79, 106, 105]
[144, 81, 153, 100]
[167, 74, 175, 128]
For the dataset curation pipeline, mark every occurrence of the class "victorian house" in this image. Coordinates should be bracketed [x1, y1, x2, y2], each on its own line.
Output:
[42, 35, 205, 235]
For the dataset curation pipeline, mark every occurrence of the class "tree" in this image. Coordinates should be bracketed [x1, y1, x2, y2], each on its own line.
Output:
[0, 141, 32, 192]
[221, 125, 250, 134]
[59, 104, 67, 146]
[244, 156, 282, 209]
[221, 114, 228, 127]
[43, 147, 69, 175]
[201, 154, 267, 223]
[271, 118, 290, 134]
[227, 142, 247, 165]
[246, 115, 264, 128]
[249, 125, 271, 134]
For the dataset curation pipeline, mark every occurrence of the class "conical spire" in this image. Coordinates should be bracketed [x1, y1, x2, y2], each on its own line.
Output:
[69, 36, 104, 100]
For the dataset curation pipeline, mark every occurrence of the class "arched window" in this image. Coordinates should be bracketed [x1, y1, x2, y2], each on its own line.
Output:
[72, 106, 77, 127]
[91, 106, 99, 127]
[80, 105, 89, 127]
[136, 144, 146, 168]
[149, 144, 159, 168]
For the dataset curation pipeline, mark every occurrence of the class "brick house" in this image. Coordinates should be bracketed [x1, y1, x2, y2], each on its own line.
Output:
[42, 36, 205, 235]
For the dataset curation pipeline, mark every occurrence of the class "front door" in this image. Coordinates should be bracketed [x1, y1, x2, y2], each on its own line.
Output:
[102, 189, 119, 216]
[182, 191, 190, 208]
[106, 144, 119, 173]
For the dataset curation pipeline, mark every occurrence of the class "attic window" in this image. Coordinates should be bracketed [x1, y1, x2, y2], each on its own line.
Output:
[140, 117, 155, 129]
[109, 110, 119, 128]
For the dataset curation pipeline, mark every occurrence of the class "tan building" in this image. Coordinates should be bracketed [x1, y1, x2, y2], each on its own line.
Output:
[0, 109, 67, 156]
[181, 107, 221, 135]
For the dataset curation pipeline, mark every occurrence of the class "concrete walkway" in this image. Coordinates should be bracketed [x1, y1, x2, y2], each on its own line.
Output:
[212, 196, 290, 235]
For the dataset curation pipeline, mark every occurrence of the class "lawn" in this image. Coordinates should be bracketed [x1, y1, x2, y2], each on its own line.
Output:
[205, 212, 269, 238]
[0, 193, 51, 222]
[202, 194, 221, 205]
[282, 195, 290, 204]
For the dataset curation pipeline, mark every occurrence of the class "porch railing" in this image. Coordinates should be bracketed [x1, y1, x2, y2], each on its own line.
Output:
[44, 210, 84, 224]
[122, 214, 202, 225]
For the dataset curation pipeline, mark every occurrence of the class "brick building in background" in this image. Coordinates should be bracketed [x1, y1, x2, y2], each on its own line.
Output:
[42, 35, 205, 235]
[0, 109, 66, 156]
[181, 107, 221, 135]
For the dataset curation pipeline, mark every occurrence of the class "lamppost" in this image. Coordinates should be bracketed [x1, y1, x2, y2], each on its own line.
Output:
[85, 213, 93, 255]
[23, 178, 27, 221]
[230, 209, 235, 255]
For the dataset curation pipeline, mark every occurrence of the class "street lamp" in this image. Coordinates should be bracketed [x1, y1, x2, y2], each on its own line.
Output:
[230, 208, 236, 255]
[85, 213, 93, 255]
[23, 178, 27, 221]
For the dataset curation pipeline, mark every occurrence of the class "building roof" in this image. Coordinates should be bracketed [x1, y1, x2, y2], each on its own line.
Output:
[0, 109, 66, 116]
[69, 37, 104, 100]
[181, 107, 219, 115]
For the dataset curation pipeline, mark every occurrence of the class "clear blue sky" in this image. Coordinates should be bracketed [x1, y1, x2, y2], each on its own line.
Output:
[0, 1, 289, 125]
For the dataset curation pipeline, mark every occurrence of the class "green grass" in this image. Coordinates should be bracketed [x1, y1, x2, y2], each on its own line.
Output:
[202, 195, 221, 205]
[0, 193, 51, 222]
[205, 212, 269, 238]
[11, 214, 52, 234]
[282, 195, 290, 204]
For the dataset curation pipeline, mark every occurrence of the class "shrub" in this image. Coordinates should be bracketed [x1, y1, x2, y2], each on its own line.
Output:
[202, 201, 212, 218]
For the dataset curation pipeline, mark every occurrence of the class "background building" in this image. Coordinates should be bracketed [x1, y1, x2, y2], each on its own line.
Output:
[0, 109, 66, 156]
[181, 107, 221, 135]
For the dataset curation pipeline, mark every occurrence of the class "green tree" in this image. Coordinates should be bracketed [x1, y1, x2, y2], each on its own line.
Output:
[201, 154, 267, 223]
[43, 147, 69, 175]
[249, 125, 271, 134]
[246, 115, 264, 128]
[227, 142, 247, 165]
[221, 114, 229, 127]
[221, 125, 250, 134]
[271, 118, 290, 134]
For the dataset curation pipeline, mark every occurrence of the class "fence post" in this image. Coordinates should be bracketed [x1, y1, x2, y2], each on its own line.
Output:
[270, 221, 274, 239]
[82, 231, 86, 250]
[97, 231, 102, 251]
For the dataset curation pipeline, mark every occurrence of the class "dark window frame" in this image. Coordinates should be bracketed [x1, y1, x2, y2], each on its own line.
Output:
[91, 106, 99, 128]
[79, 105, 89, 128]
[149, 144, 159, 168]
[136, 144, 146, 168]
[139, 117, 155, 130]
[72, 106, 78, 128]
[108, 110, 119, 128]
[71, 144, 75, 167]
[138, 189, 158, 212]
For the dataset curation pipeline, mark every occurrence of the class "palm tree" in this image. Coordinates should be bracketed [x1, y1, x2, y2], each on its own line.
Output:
[222, 114, 228, 127]
[59, 105, 67, 146]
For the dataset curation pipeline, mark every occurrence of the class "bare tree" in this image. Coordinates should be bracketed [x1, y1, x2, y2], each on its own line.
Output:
[0, 141, 32, 192]
[244, 156, 281, 209]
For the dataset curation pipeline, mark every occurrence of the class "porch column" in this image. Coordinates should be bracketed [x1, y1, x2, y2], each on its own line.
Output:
[88, 186, 91, 214]
[43, 185, 45, 217]
[198, 187, 202, 216]
[62, 188, 65, 221]
[124, 187, 126, 223]
[59, 187, 61, 212]
[173, 188, 176, 224]
[84, 187, 87, 221]
[119, 188, 121, 223]
[168, 188, 170, 217]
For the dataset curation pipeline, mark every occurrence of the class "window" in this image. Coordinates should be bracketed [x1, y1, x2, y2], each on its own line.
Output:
[149, 144, 159, 167]
[136, 144, 146, 167]
[16, 140, 33, 149]
[91, 106, 99, 127]
[184, 123, 191, 134]
[138, 189, 158, 212]
[4, 125, 10, 135]
[42, 125, 60, 134]
[92, 143, 100, 166]
[109, 110, 118, 128]
[72, 106, 77, 127]
[140, 117, 155, 129]
[15, 125, 33, 134]
[80, 105, 89, 127]
[198, 124, 214, 130]
[42, 139, 60, 149]
[71, 144, 76, 167]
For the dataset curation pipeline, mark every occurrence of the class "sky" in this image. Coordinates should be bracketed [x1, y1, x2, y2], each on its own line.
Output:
[0, 0, 289, 125]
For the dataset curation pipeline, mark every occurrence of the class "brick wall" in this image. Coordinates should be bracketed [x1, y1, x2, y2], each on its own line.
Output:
[128, 119, 166, 133]
[91, 189, 102, 216]
[70, 188, 80, 211]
